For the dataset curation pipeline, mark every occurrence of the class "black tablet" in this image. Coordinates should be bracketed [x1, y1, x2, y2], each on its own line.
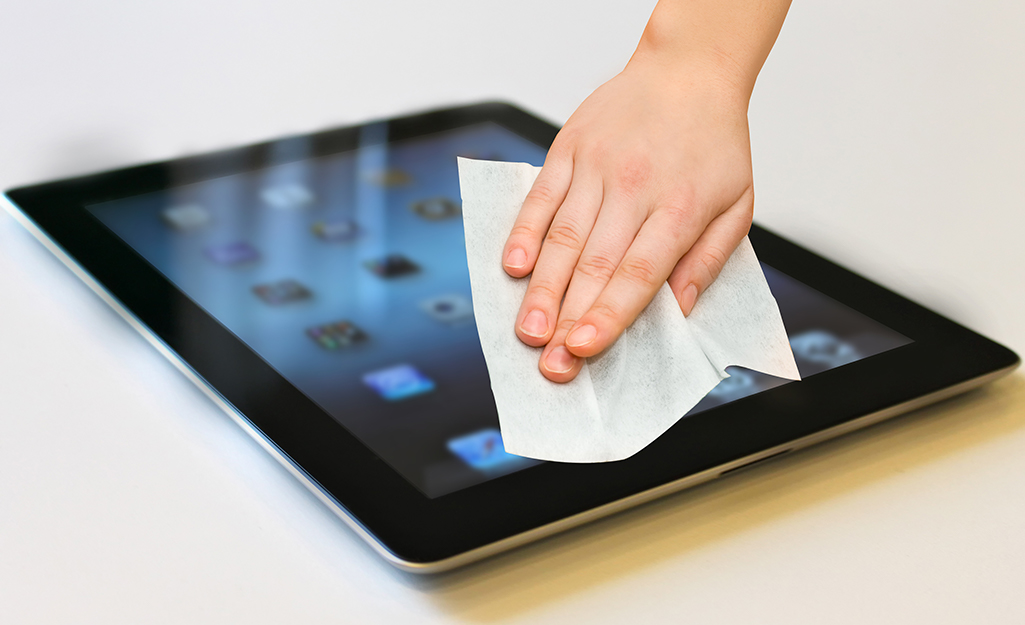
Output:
[4, 102, 1017, 573]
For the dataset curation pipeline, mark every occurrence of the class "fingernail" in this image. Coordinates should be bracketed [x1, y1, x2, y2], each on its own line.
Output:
[520, 309, 548, 338]
[681, 283, 698, 317]
[506, 247, 527, 269]
[543, 346, 576, 374]
[565, 324, 597, 348]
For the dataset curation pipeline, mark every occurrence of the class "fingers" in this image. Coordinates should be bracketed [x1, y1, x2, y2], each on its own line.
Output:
[562, 205, 704, 359]
[536, 191, 647, 382]
[667, 188, 753, 316]
[502, 146, 573, 279]
[513, 167, 603, 347]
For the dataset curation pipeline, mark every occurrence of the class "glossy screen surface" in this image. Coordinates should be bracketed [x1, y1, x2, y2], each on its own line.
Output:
[88, 122, 911, 497]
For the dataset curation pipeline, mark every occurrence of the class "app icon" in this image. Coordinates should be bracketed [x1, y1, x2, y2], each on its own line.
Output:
[363, 168, 411, 187]
[362, 364, 435, 401]
[410, 197, 460, 221]
[707, 367, 757, 402]
[312, 218, 359, 242]
[419, 294, 473, 325]
[161, 203, 211, 231]
[260, 183, 314, 210]
[790, 329, 861, 368]
[252, 279, 312, 305]
[205, 241, 260, 266]
[307, 320, 368, 350]
[363, 254, 419, 278]
[447, 429, 522, 471]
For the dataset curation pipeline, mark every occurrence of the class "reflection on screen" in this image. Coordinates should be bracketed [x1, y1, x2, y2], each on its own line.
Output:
[88, 121, 911, 498]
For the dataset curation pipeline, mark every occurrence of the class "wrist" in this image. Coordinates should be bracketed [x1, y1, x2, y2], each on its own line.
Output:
[628, 0, 791, 110]
[630, 30, 755, 110]
[625, 40, 753, 119]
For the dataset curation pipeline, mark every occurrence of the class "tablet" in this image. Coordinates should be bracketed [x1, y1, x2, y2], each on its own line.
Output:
[4, 102, 1018, 573]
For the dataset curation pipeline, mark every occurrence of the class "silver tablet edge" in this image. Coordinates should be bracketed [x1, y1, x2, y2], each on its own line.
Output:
[1, 193, 405, 568]
[5, 193, 1018, 575]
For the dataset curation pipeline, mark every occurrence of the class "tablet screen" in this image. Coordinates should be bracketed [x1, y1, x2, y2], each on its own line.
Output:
[87, 122, 910, 498]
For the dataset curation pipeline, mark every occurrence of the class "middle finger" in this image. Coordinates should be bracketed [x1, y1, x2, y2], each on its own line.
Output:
[515, 164, 603, 347]
[538, 189, 648, 381]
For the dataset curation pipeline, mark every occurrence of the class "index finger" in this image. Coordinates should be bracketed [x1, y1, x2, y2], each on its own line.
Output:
[502, 147, 573, 278]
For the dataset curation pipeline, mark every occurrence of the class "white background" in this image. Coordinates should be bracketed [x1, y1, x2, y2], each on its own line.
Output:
[2, 1, 1023, 623]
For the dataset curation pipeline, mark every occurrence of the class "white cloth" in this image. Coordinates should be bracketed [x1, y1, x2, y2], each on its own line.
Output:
[458, 158, 801, 462]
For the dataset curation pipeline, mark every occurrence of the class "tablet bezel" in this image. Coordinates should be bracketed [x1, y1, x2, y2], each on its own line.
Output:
[4, 102, 1018, 569]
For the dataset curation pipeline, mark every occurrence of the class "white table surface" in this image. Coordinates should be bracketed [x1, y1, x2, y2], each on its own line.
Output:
[2, 1, 1023, 623]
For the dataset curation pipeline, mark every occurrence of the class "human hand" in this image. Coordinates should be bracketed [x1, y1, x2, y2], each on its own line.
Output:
[502, 57, 756, 383]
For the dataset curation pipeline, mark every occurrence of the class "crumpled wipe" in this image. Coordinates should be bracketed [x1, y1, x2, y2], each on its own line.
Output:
[458, 158, 800, 462]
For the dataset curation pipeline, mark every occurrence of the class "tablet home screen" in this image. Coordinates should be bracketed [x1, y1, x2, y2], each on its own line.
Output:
[87, 121, 911, 498]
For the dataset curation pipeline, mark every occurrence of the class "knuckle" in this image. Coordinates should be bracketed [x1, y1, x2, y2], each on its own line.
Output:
[613, 157, 654, 196]
[661, 202, 692, 225]
[552, 127, 580, 149]
[508, 223, 542, 243]
[618, 255, 662, 287]
[545, 220, 586, 250]
[527, 280, 562, 304]
[544, 132, 576, 164]
[590, 300, 625, 328]
[660, 198, 697, 227]
[696, 245, 730, 285]
[525, 180, 561, 208]
[578, 138, 609, 163]
[657, 195, 700, 240]
[663, 184, 699, 214]
[574, 252, 619, 282]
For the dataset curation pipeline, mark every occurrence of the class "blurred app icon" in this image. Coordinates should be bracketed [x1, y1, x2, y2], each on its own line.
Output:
[161, 203, 211, 231]
[364, 168, 411, 187]
[260, 183, 314, 210]
[362, 364, 435, 401]
[252, 279, 312, 305]
[410, 197, 460, 221]
[205, 241, 260, 266]
[707, 367, 757, 402]
[363, 254, 419, 278]
[790, 329, 861, 368]
[447, 429, 522, 471]
[419, 294, 473, 325]
[312, 218, 359, 242]
[307, 320, 368, 350]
